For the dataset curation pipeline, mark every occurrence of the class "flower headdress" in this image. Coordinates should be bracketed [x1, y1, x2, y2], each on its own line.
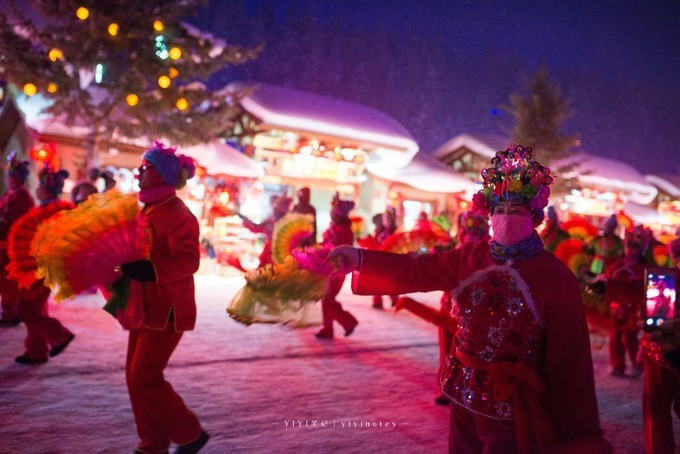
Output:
[142, 140, 196, 189]
[624, 225, 650, 250]
[6, 151, 30, 182]
[461, 210, 489, 236]
[471, 145, 554, 220]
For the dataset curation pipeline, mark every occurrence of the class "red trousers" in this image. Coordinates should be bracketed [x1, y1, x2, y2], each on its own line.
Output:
[608, 329, 640, 372]
[321, 276, 357, 335]
[17, 286, 72, 360]
[449, 403, 517, 453]
[643, 357, 680, 454]
[126, 325, 201, 453]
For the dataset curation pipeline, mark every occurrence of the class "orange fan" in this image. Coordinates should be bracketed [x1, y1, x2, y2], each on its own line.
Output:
[381, 229, 450, 254]
[6, 200, 74, 289]
[561, 217, 600, 242]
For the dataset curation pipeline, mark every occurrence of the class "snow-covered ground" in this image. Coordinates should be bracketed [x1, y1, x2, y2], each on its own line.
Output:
[0, 275, 678, 453]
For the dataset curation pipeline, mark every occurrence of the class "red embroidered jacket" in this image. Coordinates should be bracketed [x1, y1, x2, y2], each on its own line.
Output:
[142, 196, 200, 331]
[352, 241, 606, 448]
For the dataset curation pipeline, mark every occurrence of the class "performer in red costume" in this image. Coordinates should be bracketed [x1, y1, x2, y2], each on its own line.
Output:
[604, 226, 650, 377]
[641, 238, 680, 454]
[315, 194, 358, 340]
[330, 145, 611, 453]
[239, 195, 292, 267]
[372, 206, 398, 309]
[120, 142, 208, 454]
[292, 187, 317, 244]
[13, 165, 75, 364]
[0, 152, 33, 326]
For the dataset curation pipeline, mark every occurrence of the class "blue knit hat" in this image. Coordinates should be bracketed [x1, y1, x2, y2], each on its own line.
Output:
[142, 141, 196, 189]
[39, 164, 69, 197]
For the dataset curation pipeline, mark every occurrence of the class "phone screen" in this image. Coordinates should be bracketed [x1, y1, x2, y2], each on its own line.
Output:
[644, 268, 677, 329]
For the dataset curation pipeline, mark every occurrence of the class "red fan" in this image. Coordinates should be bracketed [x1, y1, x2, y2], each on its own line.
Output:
[7, 200, 74, 289]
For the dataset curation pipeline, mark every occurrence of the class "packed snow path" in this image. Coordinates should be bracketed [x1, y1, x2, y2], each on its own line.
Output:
[0, 275, 677, 453]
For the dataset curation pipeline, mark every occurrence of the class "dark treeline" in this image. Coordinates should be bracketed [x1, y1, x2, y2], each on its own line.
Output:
[191, 1, 679, 175]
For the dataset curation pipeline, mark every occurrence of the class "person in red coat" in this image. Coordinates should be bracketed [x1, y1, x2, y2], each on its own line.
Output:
[315, 194, 358, 339]
[641, 238, 680, 454]
[372, 206, 398, 309]
[0, 152, 34, 326]
[239, 195, 292, 267]
[14, 165, 75, 364]
[330, 145, 611, 453]
[292, 187, 317, 244]
[604, 226, 650, 377]
[119, 142, 208, 454]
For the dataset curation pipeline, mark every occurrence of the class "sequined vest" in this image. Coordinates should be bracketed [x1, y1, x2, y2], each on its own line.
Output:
[442, 265, 545, 419]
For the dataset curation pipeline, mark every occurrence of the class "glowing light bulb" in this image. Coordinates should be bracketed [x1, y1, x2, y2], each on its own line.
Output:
[169, 47, 182, 60]
[153, 20, 164, 32]
[23, 83, 37, 96]
[108, 23, 119, 37]
[176, 97, 189, 111]
[126, 94, 139, 106]
[168, 67, 179, 78]
[76, 7, 89, 20]
[47, 83, 58, 93]
[48, 48, 63, 62]
[158, 75, 171, 88]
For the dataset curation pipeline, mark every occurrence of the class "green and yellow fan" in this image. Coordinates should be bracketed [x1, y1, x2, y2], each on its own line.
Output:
[271, 213, 315, 264]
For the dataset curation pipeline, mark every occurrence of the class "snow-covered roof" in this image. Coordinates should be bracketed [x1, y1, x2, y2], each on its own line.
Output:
[645, 174, 680, 198]
[555, 153, 658, 205]
[623, 201, 673, 226]
[224, 82, 419, 167]
[432, 133, 509, 160]
[178, 141, 263, 178]
[366, 151, 478, 195]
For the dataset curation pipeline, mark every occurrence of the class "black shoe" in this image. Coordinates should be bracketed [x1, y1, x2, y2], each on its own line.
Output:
[15, 355, 48, 365]
[371, 303, 384, 310]
[133, 450, 168, 454]
[50, 333, 75, 357]
[344, 320, 358, 337]
[315, 329, 334, 340]
[174, 431, 209, 454]
[0, 318, 20, 327]
[435, 394, 451, 406]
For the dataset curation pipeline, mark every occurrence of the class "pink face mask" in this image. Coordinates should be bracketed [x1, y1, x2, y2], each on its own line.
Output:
[491, 214, 534, 246]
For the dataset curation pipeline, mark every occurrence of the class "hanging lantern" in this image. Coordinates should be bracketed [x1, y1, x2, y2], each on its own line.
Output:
[47, 83, 58, 93]
[48, 48, 63, 62]
[76, 7, 89, 20]
[168, 67, 179, 78]
[30, 142, 57, 164]
[158, 75, 171, 88]
[176, 97, 189, 111]
[107, 23, 119, 37]
[126, 93, 139, 106]
[153, 20, 164, 32]
[23, 83, 37, 97]
[169, 47, 182, 60]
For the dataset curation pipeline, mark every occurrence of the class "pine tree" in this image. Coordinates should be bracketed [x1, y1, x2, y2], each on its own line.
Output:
[0, 0, 259, 175]
[505, 67, 578, 165]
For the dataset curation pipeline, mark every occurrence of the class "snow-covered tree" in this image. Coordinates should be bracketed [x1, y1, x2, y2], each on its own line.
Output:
[0, 0, 259, 174]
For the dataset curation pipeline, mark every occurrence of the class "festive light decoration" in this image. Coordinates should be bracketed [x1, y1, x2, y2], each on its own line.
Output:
[95, 63, 104, 84]
[48, 48, 63, 62]
[23, 83, 37, 96]
[168, 67, 179, 78]
[126, 93, 139, 106]
[47, 83, 58, 93]
[153, 20, 164, 32]
[169, 47, 182, 60]
[107, 22, 119, 37]
[76, 6, 89, 20]
[154, 35, 169, 59]
[158, 75, 171, 88]
[176, 97, 189, 111]
[29, 142, 57, 164]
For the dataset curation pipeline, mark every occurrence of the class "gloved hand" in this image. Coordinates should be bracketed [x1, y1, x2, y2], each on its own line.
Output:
[121, 259, 156, 282]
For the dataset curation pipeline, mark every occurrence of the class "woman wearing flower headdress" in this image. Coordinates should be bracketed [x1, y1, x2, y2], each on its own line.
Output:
[0, 152, 34, 326]
[238, 195, 292, 267]
[330, 145, 611, 453]
[12, 164, 75, 364]
[118, 142, 209, 453]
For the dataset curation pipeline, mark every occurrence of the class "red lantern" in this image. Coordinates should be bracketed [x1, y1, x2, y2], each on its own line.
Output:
[30, 142, 57, 166]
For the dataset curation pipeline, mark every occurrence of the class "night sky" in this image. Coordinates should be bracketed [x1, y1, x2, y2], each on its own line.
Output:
[191, 0, 680, 176]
